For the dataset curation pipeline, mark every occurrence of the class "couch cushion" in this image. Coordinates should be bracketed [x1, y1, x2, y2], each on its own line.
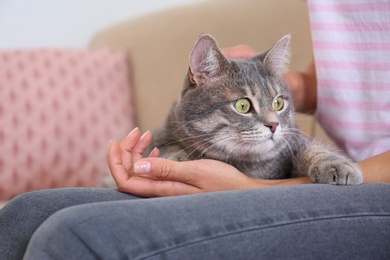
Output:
[0, 48, 134, 200]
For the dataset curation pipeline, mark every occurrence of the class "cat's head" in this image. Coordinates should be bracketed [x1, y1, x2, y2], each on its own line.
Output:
[175, 34, 296, 161]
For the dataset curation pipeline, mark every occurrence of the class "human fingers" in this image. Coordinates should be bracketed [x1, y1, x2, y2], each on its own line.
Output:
[119, 127, 144, 171]
[116, 175, 201, 197]
[133, 158, 251, 192]
[134, 158, 198, 183]
[120, 127, 142, 152]
[108, 140, 121, 167]
[132, 130, 153, 162]
[149, 147, 160, 157]
[222, 44, 257, 59]
[108, 140, 131, 184]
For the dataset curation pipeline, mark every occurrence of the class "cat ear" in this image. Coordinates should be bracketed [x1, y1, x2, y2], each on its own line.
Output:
[263, 35, 291, 76]
[189, 34, 228, 85]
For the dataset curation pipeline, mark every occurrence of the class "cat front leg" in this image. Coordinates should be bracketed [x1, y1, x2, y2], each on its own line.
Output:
[294, 142, 363, 185]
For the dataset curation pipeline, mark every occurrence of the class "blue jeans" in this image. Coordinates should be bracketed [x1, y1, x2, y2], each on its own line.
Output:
[1, 184, 389, 259]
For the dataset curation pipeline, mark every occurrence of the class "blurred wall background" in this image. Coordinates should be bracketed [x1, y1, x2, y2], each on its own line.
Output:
[0, 0, 199, 48]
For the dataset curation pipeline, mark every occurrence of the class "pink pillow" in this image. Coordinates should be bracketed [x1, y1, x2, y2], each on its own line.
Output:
[0, 49, 135, 200]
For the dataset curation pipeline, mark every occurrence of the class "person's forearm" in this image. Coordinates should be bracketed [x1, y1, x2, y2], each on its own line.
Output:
[251, 176, 312, 189]
[254, 151, 390, 188]
[300, 61, 317, 113]
[284, 61, 317, 114]
[358, 151, 390, 183]
[251, 151, 390, 188]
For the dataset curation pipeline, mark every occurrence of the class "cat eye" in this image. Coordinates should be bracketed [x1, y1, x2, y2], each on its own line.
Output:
[273, 96, 284, 111]
[234, 98, 251, 114]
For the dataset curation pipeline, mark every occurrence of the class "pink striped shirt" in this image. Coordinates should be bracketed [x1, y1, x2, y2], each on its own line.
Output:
[307, 0, 390, 161]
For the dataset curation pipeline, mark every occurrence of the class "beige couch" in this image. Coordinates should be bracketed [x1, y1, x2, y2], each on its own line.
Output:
[1, 0, 331, 208]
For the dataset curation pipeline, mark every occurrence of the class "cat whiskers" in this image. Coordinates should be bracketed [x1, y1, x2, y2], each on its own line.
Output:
[169, 120, 194, 136]
[172, 135, 237, 179]
[279, 128, 309, 159]
[277, 135, 299, 160]
[159, 132, 230, 161]
[195, 135, 237, 161]
[282, 128, 309, 145]
[157, 134, 207, 151]
[241, 129, 272, 142]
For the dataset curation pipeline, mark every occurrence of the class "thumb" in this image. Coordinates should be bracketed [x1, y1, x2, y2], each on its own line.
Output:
[134, 158, 197, 182]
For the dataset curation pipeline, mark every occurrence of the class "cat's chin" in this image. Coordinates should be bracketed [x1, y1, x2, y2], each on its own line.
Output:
[202, 138, 278, 162]
[248, 140, 280, 157]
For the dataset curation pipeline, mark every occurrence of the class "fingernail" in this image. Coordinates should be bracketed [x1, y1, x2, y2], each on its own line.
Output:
[127, 127, 139, 137]
[149, 147, 160, 157]
[140, 130, 150, 141]
[134, 160, 151, 175]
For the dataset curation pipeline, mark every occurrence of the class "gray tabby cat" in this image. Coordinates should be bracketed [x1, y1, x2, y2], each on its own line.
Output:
[149, 34, 363, 184]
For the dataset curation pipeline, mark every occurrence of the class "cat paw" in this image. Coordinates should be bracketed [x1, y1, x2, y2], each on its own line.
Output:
[309, 154, 363, 185]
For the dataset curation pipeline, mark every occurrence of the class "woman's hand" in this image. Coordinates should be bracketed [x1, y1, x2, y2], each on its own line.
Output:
[108, 128, 257, 197]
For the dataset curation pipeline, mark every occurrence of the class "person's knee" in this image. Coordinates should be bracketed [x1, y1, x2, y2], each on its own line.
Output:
[0, 191, 69, 260]
[24, 206, 87, 259]
[1, 190, 51, 219]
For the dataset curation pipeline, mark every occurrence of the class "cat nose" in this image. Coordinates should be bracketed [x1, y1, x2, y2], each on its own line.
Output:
[265, 123, 279, 133]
